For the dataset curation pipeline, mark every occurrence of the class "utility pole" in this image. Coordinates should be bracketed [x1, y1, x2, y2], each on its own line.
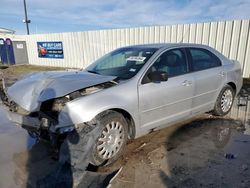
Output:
[23, 0, 31, 35]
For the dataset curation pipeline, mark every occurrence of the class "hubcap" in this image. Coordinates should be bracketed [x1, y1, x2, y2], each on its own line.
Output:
[221, 89, 233, 112]
[96, 121, 124, 160]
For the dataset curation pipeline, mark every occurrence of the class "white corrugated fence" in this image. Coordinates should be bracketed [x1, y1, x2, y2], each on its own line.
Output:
[17, 19, 250, 77]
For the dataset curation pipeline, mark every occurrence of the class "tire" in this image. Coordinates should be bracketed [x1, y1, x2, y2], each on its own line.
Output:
[59, 110, 128, 168]
[212, 85, 235, 116]
[59, 122, 102, 170]
[90, 110, 128, 166]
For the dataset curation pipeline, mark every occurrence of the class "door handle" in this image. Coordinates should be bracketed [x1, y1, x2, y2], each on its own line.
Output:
[219, 71, 225, 77]
[182, 80, 192, 86]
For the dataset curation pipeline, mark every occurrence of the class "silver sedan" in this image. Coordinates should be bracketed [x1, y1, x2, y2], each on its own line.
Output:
[0, 43, 243, 166]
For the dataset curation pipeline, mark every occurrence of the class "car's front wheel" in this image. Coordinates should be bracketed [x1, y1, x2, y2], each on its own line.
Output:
[213, 85, 235, 116]
[90, 110, 128, 166]
[59, 110, 128, 168]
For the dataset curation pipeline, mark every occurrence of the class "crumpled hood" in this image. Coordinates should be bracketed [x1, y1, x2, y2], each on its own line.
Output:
[7, 71, 116, 112]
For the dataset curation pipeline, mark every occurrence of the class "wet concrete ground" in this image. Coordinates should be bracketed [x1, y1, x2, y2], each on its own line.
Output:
[1, 93, 250, 187]
[0, 107, 36, 188]
[101, 116, 250, 188]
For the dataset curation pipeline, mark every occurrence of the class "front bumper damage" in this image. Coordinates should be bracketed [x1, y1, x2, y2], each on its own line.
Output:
[1, 75, 39, 129]
[0, 78, 74, 135]
[1, 91, 40, 133]
[4, 106, 40, 128]
[1, 99, 75, 134]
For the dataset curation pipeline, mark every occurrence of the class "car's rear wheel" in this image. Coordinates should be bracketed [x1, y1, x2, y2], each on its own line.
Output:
[213, 85, 235, 116]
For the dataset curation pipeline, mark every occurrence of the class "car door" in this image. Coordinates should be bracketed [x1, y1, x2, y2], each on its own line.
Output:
[138, 48, 194, 129]
[186, 47, 225, 114]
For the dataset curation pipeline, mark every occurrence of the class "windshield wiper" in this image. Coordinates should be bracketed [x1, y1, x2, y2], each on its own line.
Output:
[87, 70, 99, 75]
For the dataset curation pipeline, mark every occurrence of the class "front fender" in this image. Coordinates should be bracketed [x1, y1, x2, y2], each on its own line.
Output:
[57, 84, 138, 128]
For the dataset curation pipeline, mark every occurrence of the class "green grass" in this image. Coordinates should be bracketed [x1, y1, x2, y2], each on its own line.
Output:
[0, 65, 65, 76]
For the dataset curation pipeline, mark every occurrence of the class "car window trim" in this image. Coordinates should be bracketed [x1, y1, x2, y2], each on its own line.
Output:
[140, 47, 190, 85]
[186, 47, 222, 73]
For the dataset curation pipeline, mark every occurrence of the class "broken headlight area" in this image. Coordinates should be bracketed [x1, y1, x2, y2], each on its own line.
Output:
[39, 96, 70, 131]
[39, 81, 117, 125]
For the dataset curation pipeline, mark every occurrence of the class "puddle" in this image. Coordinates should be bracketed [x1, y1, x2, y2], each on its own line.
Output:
[0, 106, 120, 188]
[0, 107, 36, 188]
[229, 97, 250, 135]
[102, 117, 250, 188]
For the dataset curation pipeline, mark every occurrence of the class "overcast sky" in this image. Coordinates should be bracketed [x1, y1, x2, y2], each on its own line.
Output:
[1, 0, 250, 34]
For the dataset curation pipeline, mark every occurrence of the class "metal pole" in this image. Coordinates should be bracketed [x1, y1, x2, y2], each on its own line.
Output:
[23, 0, 30, 35]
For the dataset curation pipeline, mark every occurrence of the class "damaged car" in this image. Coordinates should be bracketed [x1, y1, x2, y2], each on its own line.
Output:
[0, 43, 242, 166]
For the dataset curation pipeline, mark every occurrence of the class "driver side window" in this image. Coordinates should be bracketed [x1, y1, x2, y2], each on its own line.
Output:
[152, 49, 188, 77]
[142, 48, 188, 84]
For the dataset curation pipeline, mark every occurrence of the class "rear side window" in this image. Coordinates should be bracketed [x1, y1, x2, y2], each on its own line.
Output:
[189, 48, 221, 71]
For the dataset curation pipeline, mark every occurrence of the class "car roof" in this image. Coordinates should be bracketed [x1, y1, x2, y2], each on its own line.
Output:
[124, 43, 210, 50]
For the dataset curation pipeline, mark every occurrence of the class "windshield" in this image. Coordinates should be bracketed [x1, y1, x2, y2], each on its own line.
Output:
[86, 47, 157, 80]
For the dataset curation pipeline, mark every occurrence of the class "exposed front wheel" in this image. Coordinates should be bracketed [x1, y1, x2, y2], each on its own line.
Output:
[90, 110, 128, 166]
[213, 85, 235, 116]
[59, 110, 128, 168]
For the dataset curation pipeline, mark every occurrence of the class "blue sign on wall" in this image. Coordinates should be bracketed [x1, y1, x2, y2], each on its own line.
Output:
[37, 41, 64, 59]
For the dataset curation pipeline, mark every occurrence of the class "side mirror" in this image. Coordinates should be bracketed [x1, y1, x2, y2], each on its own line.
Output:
[148, 71, 168, 83]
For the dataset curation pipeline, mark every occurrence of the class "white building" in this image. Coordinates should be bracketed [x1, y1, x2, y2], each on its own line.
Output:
[0, 27, 15, 38]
